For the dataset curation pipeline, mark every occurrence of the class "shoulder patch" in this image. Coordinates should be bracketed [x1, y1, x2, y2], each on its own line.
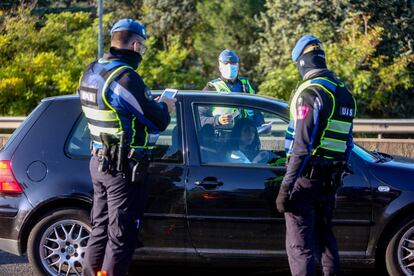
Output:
[296, 97, 310, 120]
[297, 105, 310, 120]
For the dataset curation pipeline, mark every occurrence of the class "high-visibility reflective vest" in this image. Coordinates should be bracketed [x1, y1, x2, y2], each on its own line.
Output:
[209, 77, 255, 118]
[78, 59, 132, 146]
[208, 77, 255, 94]
[285, 77, 356, 160]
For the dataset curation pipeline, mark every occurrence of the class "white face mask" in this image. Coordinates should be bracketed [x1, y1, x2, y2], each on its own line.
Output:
[219, 62, 239, 80]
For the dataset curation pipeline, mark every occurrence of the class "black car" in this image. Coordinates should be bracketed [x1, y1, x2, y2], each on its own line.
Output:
[0, 91, 413, 276]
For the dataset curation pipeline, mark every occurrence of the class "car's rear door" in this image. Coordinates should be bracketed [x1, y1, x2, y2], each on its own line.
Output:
[136, 99, 196, 260]
[65, 98, 194, 260]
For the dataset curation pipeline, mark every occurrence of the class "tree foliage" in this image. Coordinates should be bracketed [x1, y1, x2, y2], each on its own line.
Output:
[0, 1, 413, 117]
[256, 1, 414, 117]
[0, 7, 101, 115]
[194, 0, 265, 79]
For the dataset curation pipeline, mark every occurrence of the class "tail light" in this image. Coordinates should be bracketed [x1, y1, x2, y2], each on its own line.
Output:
[0, 160, 22, 193]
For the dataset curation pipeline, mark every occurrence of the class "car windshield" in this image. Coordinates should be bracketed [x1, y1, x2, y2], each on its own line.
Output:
[353, 144, 379, 162]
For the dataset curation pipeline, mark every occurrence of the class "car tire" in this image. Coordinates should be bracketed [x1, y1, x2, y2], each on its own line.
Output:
[385, 215, 414, 276]
[27, 208, 91, 276]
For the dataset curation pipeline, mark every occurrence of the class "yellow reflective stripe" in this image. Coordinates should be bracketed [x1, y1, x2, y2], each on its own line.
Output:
[88, 124, 119, 137]
[82, 106, 117, 121]
[352, 94, 357, 117]
[320, 137, 347, 152]
[101, 65, 133, 133]
[211, 81, 231, 92]
[131, 145, 155, 149]
[327, 119, 352, 134]
[143, 126, 148, 147]
[312, 77, 338, 87]
[131, 117, 137, 145]
[240, 78, 255, 94]
[290, 81, 335, 121]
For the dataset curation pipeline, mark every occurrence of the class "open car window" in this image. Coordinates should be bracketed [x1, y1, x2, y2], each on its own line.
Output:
[194, 104, 287, 167]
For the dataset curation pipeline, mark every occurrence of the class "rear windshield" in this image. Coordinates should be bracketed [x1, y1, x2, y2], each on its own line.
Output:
[1, 103, 45, 151]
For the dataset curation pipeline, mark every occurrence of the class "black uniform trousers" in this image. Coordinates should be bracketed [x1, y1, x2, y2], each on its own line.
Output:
[284, 173, 340, 276]
[82, 155, 149, 276]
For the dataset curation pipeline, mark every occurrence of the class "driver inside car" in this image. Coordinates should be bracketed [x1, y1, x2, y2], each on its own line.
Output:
[227, 118, 275, 164]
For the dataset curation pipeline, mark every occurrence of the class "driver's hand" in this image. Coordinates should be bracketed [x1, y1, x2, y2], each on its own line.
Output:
[218, 114, 232, 125]
[253, 151, 269, 163]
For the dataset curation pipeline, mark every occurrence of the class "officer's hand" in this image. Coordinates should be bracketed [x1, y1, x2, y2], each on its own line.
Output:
[159, 97, 177, 113]
[218, 114, 232, 125]
[276, 184, 291, 213]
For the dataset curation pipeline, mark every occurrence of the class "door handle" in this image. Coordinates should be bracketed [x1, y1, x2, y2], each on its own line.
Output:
[195, 178, 223, 189]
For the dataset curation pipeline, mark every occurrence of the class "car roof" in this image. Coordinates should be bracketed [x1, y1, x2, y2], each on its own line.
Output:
[42, 90, 288, 107]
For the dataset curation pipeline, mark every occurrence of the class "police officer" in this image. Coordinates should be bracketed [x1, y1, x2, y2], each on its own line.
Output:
[78, 18, 176, 276]
[276, 35, 356, 276]
[201, 49, 263, 127]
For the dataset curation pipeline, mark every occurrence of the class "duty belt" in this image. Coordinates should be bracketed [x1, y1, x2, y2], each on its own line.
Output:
[92, 147, 150, 161]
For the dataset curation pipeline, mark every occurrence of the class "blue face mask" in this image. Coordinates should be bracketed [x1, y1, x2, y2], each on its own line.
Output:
[219, 63, 239, 80]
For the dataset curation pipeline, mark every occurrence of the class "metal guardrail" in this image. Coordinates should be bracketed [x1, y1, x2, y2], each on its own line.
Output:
[1, 117, 414, 138]
[352, 119, 414, 138]
[0, 117, 26, 130]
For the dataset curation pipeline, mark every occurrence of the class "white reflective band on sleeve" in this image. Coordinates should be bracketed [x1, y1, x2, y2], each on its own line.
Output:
[110, 81, 144, 115]
[88, 124, 119, 137]
[148, 133, 160, 144]
[327, 120, 352, 134]
[82, 106, 117, 121]
[320, 138, 347, 152]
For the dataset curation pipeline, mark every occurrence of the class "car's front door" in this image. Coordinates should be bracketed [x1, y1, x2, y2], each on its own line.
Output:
[184, 99, 373, 262]
[185, 102, 288, 261]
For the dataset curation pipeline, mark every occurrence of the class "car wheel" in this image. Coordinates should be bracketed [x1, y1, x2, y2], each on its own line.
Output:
[27, 208, 91, 276]
[386, 215, 414, 276]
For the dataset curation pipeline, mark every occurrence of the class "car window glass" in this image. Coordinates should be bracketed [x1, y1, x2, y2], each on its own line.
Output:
[195, 104, 287, 167]
[66, 106, 182, 163]
[352, 144, 377, 162]
[151, 108, 183, 163]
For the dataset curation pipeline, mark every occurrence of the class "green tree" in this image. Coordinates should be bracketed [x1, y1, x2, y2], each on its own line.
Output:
[137, 0, 203, 89]
[258, 12, 414, 117]
[255, 0, 349, 77]
[194, 0, 265, 81]
[138, 35, 204, 89]
[0, 7, 105, 115]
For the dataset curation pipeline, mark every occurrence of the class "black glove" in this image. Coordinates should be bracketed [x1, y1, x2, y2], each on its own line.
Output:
[276, 184, 291, 213]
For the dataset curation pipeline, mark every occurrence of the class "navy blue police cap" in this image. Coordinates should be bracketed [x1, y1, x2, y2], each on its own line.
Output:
[111, 18, 147, 40]
[219, 49, 240, 63]
[291, 35, 321, 62]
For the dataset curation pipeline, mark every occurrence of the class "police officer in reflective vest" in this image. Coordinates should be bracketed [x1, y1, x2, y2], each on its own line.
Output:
[276, 35, 356, 276]
[201, 49, 263, 127]
[78, 18, 176, 276]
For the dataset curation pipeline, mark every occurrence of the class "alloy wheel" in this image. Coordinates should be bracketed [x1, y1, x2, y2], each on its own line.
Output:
[39, 219, 90, 276]
[398, 225, 414, 275]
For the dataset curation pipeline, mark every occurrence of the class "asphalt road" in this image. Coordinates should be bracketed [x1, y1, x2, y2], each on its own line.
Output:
[0, 250, 377, 276]
[0, 250, 31, 276]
